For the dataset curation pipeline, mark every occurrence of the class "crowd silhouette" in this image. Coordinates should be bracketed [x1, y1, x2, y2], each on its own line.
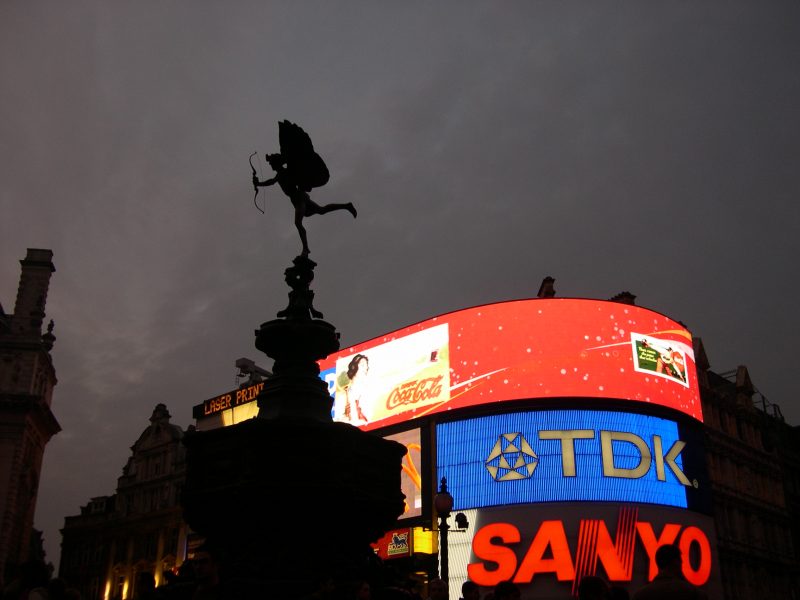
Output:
[2, 542, 710, 600]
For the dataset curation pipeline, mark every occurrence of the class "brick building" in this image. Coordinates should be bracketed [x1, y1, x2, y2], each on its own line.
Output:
[59, 404, 189, 600]
[0, 249, 60, 586]
[694, 341, 800, 599]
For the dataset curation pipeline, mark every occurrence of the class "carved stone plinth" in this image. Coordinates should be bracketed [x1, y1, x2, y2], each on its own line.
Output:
[253, 318, 338, 421]
[183, 417, 405, 597]
[182, 255, 405, 598]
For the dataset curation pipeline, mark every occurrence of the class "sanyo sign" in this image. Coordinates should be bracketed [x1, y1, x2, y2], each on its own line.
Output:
[468, 508, 713, 589]
[438, 410, 702, 509]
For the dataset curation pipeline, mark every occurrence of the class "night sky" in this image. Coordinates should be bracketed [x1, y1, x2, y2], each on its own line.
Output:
[1, 2, 799, 568]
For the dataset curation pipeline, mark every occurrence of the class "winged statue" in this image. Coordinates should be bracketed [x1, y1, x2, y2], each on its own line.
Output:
[252, 121, 356, 256]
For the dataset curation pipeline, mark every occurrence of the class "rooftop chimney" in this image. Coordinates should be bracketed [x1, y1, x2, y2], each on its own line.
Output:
[537, 276, 556, 298]
[12, 249, 55, 336]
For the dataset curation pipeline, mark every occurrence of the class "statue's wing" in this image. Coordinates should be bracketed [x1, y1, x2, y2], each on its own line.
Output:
[279, 120, 330, 191]
[299, 153, 330, 191]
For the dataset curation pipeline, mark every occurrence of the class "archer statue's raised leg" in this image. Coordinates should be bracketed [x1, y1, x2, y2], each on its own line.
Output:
[313, 202, 357, 218]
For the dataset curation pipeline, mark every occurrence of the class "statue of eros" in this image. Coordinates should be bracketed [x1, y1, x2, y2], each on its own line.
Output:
[251, 120, 356, 256]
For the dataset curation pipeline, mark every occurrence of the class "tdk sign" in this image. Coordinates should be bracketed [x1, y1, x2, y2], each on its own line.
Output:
[438, 410, 694, 509]
[486, 430, 690, 485]
[486, 433, 539, 481]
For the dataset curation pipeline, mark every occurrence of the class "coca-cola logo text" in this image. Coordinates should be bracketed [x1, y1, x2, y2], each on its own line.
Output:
[387, 376, 444, 409]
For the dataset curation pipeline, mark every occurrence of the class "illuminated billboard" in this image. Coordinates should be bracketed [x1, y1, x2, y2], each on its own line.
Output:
[385, 428, 424, 520]
[192, 382, 263, 431]
[437, 410, 698, 509]
[446, 503, 722, 599]
[372, 528, 411, 560]
[319, 299, 702, 430]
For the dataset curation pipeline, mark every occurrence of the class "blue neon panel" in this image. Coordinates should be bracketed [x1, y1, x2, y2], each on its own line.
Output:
[436, 410, 688, 509]
[320, 367, 337, 397]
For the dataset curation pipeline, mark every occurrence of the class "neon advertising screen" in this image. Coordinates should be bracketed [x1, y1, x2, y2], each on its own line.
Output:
[318, 299, 702, 431]
[192, 382, 264, 430]
[444, 503, 722, 598]
[385, 428, 424, 520]
[436, 409, 698, 510]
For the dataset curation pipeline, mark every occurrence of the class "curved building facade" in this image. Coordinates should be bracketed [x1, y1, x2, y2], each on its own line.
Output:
[318, 298, 721, 599]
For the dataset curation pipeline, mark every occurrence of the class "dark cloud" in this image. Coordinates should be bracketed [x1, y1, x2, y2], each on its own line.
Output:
[2, 0, 799, 568]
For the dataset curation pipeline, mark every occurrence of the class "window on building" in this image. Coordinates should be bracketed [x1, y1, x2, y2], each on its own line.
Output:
[726, 412, 737, 437]
[167, 528, 179, 555]
[710, 405, 720, 429]
[146, 531, 159, 560]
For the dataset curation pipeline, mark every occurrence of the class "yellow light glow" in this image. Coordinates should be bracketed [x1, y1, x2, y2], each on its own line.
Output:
[122, 579, 129, 599]
[103, 581, 111, 600]
[412, 527, 434, 554]
[220, 402, 260, 427]
[233, 402, 259, 424]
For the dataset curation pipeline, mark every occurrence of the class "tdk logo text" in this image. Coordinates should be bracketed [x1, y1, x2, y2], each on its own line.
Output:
[486, 429, 691, 486]
[438, 410, 694, 509]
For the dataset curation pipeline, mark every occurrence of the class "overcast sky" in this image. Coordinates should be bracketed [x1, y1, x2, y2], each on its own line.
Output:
[2, 1, 799, 568]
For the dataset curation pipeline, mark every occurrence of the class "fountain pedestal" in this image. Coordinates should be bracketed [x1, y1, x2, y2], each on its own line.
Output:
[182, 255, 405, 598]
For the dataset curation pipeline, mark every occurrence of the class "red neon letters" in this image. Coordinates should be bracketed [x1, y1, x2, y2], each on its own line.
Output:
[468, 520, 712, 587]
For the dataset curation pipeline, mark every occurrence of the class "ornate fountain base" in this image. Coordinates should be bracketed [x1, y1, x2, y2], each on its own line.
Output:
[182, 255, 405, 598]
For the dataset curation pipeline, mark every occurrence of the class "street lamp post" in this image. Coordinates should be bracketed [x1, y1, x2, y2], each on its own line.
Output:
[434, 476, 454, 583]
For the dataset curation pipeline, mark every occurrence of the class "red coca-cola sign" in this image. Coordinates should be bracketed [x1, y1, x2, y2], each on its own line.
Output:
[320, 299, 702, 431]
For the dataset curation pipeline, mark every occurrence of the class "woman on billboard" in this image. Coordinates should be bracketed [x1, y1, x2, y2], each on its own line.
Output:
[337, 354, 369, 425]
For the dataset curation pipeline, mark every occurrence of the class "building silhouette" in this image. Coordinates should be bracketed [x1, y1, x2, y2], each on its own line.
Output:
[59, 404, 189, 600]
[694, 342, 800, 599]
[0, 249, 59, 586]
